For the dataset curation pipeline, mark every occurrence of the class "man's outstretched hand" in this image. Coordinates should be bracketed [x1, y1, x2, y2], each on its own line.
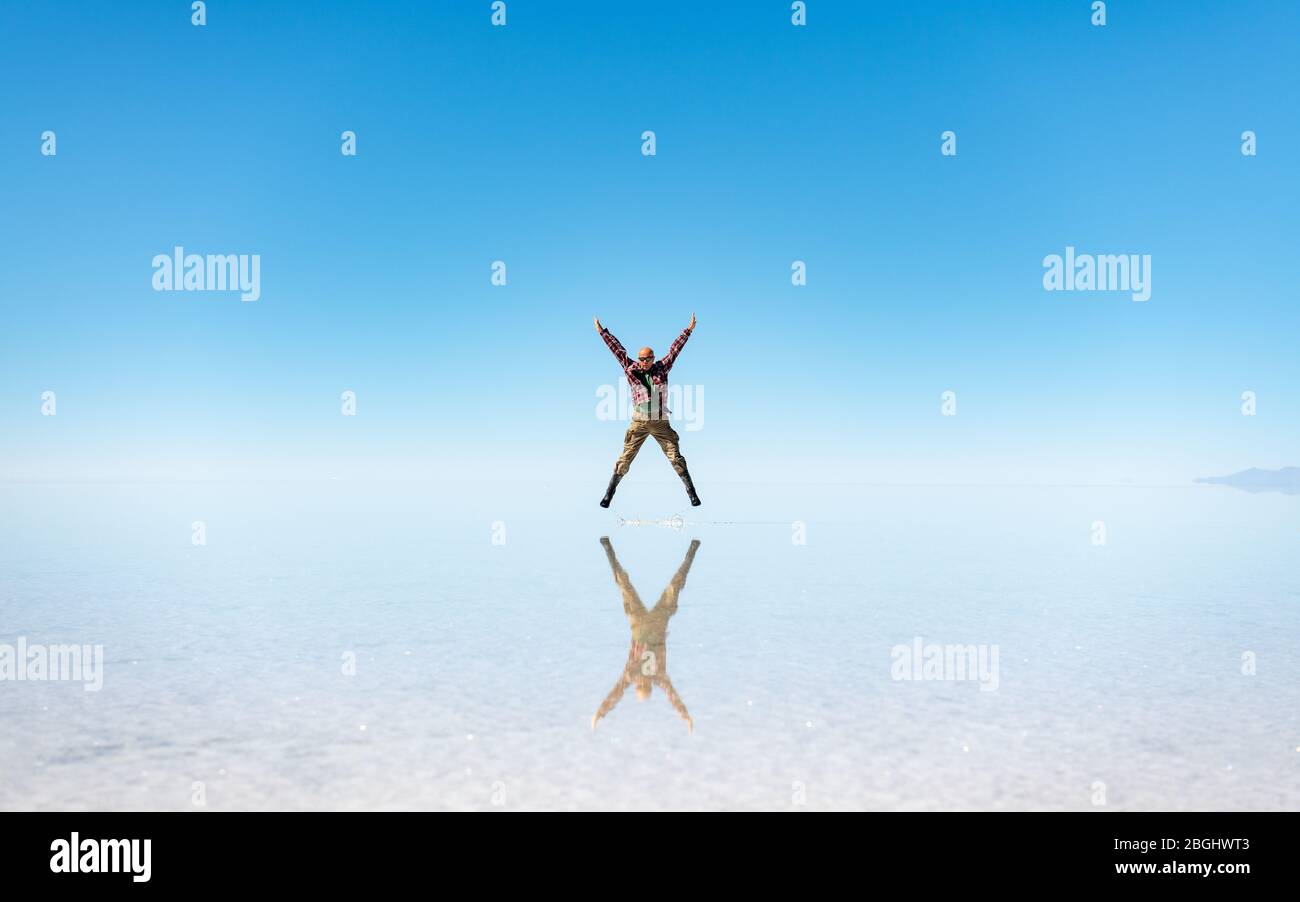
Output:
[594, 316, 604, 333]
[687, 313, 696, 332]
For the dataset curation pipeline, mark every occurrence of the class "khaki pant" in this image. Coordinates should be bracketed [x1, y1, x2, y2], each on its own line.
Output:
[613, 417, 688, 477]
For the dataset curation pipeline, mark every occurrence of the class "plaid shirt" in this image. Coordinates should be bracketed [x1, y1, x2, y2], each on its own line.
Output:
[600, 327, 692, 418]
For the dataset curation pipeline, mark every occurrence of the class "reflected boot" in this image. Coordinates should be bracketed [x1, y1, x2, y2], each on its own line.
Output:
[599, 473, 623, 508]
[678, 467, 701, 507]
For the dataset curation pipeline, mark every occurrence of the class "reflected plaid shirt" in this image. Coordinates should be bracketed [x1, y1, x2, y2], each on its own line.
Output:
[600, 327, 692, 418]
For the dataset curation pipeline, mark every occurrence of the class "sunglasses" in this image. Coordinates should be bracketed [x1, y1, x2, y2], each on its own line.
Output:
[637, 355, 654, 361]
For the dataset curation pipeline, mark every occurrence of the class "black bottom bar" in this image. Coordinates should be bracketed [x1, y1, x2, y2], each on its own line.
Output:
[0, 812, 1288, 889]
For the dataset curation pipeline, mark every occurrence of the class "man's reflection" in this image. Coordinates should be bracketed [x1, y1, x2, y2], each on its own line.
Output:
[592, 536, 699, 733]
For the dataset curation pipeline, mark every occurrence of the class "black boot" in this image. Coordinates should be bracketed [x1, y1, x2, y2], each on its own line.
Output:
[679, 468, 701, 506]
[599, 473, 623, 508]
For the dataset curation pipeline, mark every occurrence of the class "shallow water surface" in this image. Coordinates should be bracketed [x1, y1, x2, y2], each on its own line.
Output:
[1, 481, 1296, 810]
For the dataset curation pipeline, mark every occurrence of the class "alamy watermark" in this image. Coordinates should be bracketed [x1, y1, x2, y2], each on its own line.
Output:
[890, 637, 999, 692]
[595, 380, 704, 430]
[152, 246, 260, 301]
[1043, 246, 1150, 302]
[50, 833, 150, 882]
[0, 637, 104, 691]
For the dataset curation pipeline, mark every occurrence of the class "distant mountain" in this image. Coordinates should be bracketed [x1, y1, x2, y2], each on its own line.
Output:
[1196, 467, 1300, 494]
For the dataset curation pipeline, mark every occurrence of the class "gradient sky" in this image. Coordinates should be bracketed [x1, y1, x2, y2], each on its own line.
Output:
[2, 0, 1297, 485]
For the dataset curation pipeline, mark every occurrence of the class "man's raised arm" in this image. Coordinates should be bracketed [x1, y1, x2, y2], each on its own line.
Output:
[594, 316, 632, 368]
[660, 312, 696, 371]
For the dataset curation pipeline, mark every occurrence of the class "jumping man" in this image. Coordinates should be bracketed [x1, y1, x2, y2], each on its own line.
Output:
[594, 313, 700, 507]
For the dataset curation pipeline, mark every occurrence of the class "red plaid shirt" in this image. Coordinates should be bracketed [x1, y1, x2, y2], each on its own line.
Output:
[601, 327, 692, 418]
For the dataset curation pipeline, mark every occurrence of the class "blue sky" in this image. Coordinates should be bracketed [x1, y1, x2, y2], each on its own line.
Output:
[1, 1, 1297, 485]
